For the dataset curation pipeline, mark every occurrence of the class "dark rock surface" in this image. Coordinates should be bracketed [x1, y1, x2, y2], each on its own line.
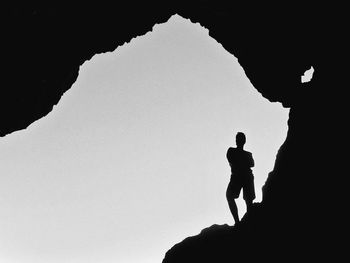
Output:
[3, 2, 346, 262]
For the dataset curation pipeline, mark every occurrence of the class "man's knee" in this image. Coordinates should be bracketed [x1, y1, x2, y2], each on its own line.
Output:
[227, 190, 238, 202]
[244, 198, 253, 205]
[226, 192, 234, 203]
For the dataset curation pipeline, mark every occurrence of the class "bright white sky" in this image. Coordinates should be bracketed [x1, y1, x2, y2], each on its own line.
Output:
[0, 15, 289, 263]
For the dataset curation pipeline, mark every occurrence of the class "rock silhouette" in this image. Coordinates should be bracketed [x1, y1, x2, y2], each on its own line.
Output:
[3, 3, 346, 262]
[162, 5, 346, 259]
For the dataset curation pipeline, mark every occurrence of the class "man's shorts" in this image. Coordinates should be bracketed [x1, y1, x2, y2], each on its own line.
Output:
[226, 172, 255, 201]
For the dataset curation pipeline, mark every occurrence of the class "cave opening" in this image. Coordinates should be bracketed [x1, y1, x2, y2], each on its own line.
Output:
[0, 14, 289, 263]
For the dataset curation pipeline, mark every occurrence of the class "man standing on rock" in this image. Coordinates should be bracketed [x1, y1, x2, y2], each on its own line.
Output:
[226, 132, 255, 224]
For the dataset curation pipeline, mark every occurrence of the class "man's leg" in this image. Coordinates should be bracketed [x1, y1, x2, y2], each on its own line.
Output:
[243, 175, 255, 213]
[226, 181, 240, 224]
[245, 198, 253, 213]
[228, 198, 240, 223]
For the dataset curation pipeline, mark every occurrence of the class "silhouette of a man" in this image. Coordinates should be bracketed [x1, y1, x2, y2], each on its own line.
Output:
[226, 132, 255, 224]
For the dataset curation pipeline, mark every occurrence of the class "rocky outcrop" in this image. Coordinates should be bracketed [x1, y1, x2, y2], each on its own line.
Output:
[164, 4, 346, 262]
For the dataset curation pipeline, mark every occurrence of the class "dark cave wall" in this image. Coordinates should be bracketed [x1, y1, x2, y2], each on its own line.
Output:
[3, 3, 176, 136]
[3, 2, 334, 135]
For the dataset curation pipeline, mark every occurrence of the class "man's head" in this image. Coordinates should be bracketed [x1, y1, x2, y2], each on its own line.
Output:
[236, 132, 246, 149]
